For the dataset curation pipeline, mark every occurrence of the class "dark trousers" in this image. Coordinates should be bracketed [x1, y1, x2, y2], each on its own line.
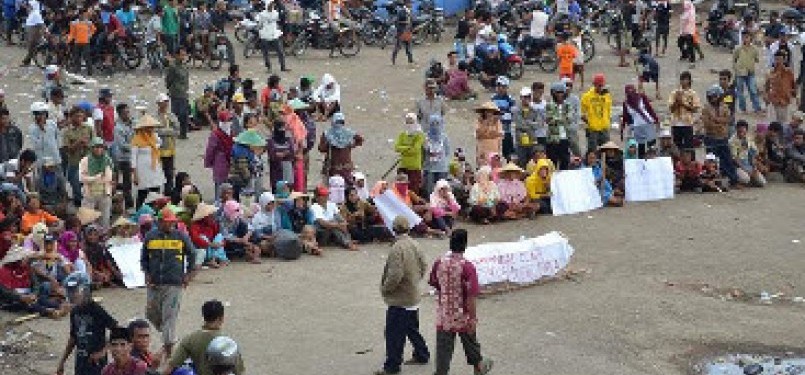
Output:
[136, 187, 160, 209]
[170, 96, 190, 138]
[116, 161, 134, 209]
[546, 140, 571, 170]
[392, 36, 413, 64]
[72, 43, 92, 75]
[164, 33, 178, 55]
[678, 34, 695, 62]
[67, 165, 82, 206]
[656, 28, 669, 52]
[383, 306, 430, 373]
[22, 24, 43, 65]
[704, 137, 739, 184]
[161, 156, 175, 194]
[502, 133, 515, 160]
[435, 330, 483, 375]
[260, 39, 287, 70]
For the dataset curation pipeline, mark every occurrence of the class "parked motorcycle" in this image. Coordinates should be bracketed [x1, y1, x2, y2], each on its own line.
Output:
[516, 29, 558, 72]
[705, 9, 737, 50]
[468, 35, 525, 80]
[289, 11, 361, 57]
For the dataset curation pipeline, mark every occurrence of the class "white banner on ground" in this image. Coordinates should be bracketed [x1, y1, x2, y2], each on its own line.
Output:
[463, 231, 575, 286]
[107, 242, 146, 288]
[372, 190, 423, 232]
[624, 157, 675, 202]
[550, 168, 603, 216]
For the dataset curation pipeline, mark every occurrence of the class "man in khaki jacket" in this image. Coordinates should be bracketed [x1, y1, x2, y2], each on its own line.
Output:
[375, 216, 430, 375]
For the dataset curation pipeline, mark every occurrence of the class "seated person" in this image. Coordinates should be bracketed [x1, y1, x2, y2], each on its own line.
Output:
[35, 158, 68, 217]
[339, 187, 376, 244]
[468, 166, 505, 224]
[219, 200, 261, 263]
[20, 193, 61, 235]
[765, 122, 787, 172]
[251, 192, 285, 254]
[391, 174, 445, 238]
[701, 153, 729, 192]
[583, 151, 622, 207]
[599, 141, 625, 195]
[0, 245, 65, 318]
[480, 46, 507, 89]
[191, 203, 228, 268]
[785, 130, 805, 183]
[674, 149, 703, 192]
[30, 236, 71, 317]
[496, 162, 538, 219]
[443, 61, 476, 100]
[83, 225, 122, 288]
[729, 121, 766, 187]
[57, 231, 89, 276]
[525, 159, 554, 214]
[657, 129, 680, 162]
[428, 179, 460, 235]
[525, 145, 556, 176]
[310, 186, 357, 250]
[283, 192, 320, 255]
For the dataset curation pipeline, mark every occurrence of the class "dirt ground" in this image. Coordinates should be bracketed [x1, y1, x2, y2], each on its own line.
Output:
[1, 8, 805, 374]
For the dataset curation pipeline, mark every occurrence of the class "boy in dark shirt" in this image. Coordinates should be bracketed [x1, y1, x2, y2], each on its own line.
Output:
[56, 273, 119, 375]
[637, 49, 660, 99]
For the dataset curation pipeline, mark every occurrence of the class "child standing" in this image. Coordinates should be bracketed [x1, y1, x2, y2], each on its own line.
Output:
[67, 10, 96, 76]
[556, 33, 579, 81]
[571, 26, 585, 89]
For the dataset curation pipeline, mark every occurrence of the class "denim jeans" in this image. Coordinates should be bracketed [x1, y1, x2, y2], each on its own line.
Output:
[454, 39, 467, 60]
[704, 137, 739, 184]
[735, 74, 761, 112]
[67, 165, 82, 206]
[383, 306, 429, 373]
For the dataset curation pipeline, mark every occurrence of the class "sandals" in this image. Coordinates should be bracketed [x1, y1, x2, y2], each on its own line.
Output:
[474, 358, 494, 375]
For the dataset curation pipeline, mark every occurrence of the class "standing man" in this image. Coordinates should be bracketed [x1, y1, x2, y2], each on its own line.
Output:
[563, 77, 582, 156]
[764, 50, 797, 124]
[165, 48, 190, 140]
[429, 229, 493, 375]
[257, 0, 289, 73]
[391, 0, 414, 65]
[654, 0, 671, 56]
[161, 0, 180, 55]
[416, 79, 447, 123]
[375, 216, 430, 375]
[27, 101, 62, 172]
[155, 93, 179, 194]
[97, 89, 116, 145]
[79, 138, 114, 228]
[668, 71, 701, 149]
[0, 108, 23, 164]
[733, 31, 762, 115]
[513, 86, 541, 166]
[20, 0, 44, 66]
[112, 103, 135, 209]
[580, 74, 612, 154]
[141, 208, 196, 358]
[699, 85, 739, 186]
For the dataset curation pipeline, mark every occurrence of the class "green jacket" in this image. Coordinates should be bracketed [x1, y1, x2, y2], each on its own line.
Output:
[161, 5, 179, 35]
[381, 234, 427, 307]
[165, 61, 189, 99]
[394, 131, 425, 170]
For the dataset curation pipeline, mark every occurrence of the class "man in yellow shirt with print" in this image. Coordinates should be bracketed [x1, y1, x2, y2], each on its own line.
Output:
[580, 74, 613, 154]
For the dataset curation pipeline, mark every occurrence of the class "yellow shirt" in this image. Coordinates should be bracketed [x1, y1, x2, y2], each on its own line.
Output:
[580, 87, 612, 132]
[525, 159, 553, 200]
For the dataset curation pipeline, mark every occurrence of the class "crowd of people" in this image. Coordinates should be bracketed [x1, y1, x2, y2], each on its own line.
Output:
[0, 0, 805, 374]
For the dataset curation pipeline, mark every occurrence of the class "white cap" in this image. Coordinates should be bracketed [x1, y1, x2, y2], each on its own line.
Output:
[353, 171, 366, 181]
[156, 93, 170, 103]
[561, 77, 573, 85]
[520, 87, 532, 97]
[705, 153, 718, 161]
[45, 65, 59, 75]
[30, 101, 48, 113]
[496, 76, 510, 87]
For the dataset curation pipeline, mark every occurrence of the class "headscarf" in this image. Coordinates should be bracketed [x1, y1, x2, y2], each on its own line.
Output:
[282, 105, 307, 145]
[275, 180, 290, 199]
[370, 180, 388, 198]
[132, 128, 159, 168]
[87, 148, 114, 175]
[58, 230, 80, 263]
[353, 172, 370, 200]
[624, 84, 650, 122]
[328, 175, 346, 204]
[430, 179, 457, 208]
[487, 152, 502, 182]
[405, 113, 421, 134]
[29, 223, 48, 252]
[213, 124, 234, 157]
[344, 186, 360, 213]
[624, 139, 639, 159]
[223, 200, 242, 221]
[324, 116, 356, 149]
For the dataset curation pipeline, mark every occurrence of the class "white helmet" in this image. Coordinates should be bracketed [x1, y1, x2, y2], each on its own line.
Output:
[30, 101, 49, 113]
[206, 336, 240, 369]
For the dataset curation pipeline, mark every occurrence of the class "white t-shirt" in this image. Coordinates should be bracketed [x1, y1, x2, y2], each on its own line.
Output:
[532, 99, 547, 138]
[25, 0, 44, 26]
[311, 201, 340, 222]
[530, 11, 549, 39]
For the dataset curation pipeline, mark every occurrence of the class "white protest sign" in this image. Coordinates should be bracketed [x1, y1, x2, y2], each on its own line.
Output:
[625, 157, 675, 202]
[107, 242, 146, 288]
[550, 168, 603, 216]
[463, 231, 575, 286]
[372, 190, 423, 232]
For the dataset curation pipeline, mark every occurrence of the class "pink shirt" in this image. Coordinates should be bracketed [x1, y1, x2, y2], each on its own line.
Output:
[443, 69, 470, 99]
[497, 179, 527, 204]
[101, 358, 148, 375]
[429, 253, 480, 332]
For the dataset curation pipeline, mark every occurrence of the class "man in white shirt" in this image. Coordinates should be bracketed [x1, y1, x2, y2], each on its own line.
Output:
[21, 0, 44, 66]
[310, 185, 357, 250]
[27, 102, 62, 172]
[529, 7, 549, 39]
[257, 0, 289, 72]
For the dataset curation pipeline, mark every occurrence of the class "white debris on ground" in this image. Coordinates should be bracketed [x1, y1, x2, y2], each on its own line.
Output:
[699, 354, 805, 375]
[0, 328, 54, 374]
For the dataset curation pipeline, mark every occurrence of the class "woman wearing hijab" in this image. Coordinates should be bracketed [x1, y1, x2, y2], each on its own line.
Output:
[353, 172, 371, 201]
[474, 102, 504, 165]
[267, 120, 296, 190]
[395, 113, 425, 194]
[623, 139, 639, 160]
[204, 111, 235, 201]
[468, 166, 503, 224]
[678, 0, 697, 64]
[423, 114, 451, 195]
[318, 112, 363, 183]
[339, 186, 375, 243]
[218, 200, 261, 264]
[429, 179, 460, 235]
[313, 73, 341, 120]
[281, 102, 308, 192]
[622, 84, 659, 158]
[131, 115, 165, 209]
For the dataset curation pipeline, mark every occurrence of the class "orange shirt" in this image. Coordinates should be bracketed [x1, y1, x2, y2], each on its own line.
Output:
[68, 20, 96, 45]
[20, 210, 59, 235]
[556, 43, 578, 76]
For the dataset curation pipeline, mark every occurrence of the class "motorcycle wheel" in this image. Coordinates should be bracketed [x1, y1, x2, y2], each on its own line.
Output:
[123, 45, 142, 69]
[338, 31, 361, 57]
[538, 50, 558, 73]
[507, 60, 524, 80]
[234, 27, 249, 43]
[360, 23, 377, 45]
[289, 35, 308, 57]
[582, 36, 595, 63]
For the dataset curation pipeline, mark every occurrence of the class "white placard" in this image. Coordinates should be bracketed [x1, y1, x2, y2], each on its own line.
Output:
[463, 231, 575, 286]
[624, 157, 675, 202]
[550, 168, 603, 216]
[372, 190, 423, 232]
[107, 242, 146, 288]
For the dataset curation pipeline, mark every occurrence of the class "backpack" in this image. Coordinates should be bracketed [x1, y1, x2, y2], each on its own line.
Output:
[273, 229, 302, 260]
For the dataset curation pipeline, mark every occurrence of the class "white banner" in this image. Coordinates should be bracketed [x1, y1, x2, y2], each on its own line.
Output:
[550, 168, 603, 216]
[463, 231, 575, 286]
[372, 190, 423, 232]
[624, 157, 675, 202]
[107, 242, 146, 288]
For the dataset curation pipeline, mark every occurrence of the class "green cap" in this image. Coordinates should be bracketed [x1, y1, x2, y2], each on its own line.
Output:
[235, 130, 267, 147]
[91, 137, 106, 147]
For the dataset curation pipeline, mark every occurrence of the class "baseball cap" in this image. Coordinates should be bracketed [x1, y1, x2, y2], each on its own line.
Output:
[520, 87, 532, 97]
[156, 93, 170, 103]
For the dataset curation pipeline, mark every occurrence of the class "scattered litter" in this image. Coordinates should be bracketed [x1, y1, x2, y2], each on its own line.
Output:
[701, 354, 805, 375]
[586, 215, 594, 219]
[223, 301, 232, 307]
[0, 329, 55, 373]
[545, 331, 557, 337]
[793, 240, 801, 244]
[354, 348, 372, 355]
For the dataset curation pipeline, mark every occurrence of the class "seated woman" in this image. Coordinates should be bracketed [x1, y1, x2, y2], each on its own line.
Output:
[599, 141, 625, 196]
[525, 159, 554, 215]
[251, 192, 285, 255]
[391, 174, 445, 238]
[57, 231, 89, 277]
[30, 235, 72, 314]
[22, 222, 49, 254]
[191, 203, 228, 268]
[496, 162, 538, 219]
[219, 200, 261, 264]
[339, 186, 376, 244]
[429, 179, 460, 235]
[443, 61, 476, 100]
[107, 217, 139, 246]
[0, 246, 65, 318]
[20, 193, 61, 235]
[83, 225, 121, 288]
[281, 192, 320, 255]
[583, 150, 623, 207]
[468, 166, 505, 224]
